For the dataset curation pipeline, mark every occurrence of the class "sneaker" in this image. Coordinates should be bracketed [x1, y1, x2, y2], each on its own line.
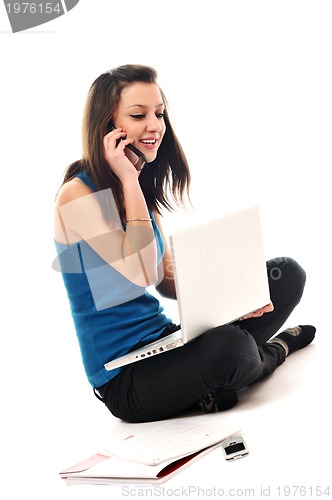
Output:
[268, 325, 316, 356]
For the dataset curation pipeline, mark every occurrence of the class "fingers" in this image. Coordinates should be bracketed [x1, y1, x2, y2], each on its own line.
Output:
[240, 311, 264, 320]
[103, 127, 126, 151]
[102, 128, 140, 181]
[258, 302, 274, 315]
[239, 301, 274, 320]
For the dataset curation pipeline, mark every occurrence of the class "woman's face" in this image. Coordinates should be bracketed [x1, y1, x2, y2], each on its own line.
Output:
[113, 82, 166, 163]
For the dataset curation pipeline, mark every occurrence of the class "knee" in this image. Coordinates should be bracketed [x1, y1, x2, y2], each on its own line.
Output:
[202, 325, 255, 353]
[199, 326, 264, 388]
[267, 257, 306, 291]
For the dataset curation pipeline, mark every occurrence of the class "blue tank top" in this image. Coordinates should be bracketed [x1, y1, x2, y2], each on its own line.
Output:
[54, 171, 172, 387]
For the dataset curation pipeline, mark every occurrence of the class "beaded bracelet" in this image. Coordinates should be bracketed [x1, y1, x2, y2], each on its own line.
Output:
[126, 218, 152, 223]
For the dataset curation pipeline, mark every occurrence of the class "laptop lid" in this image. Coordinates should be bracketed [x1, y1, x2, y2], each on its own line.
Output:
[169, 205, 270, 344]
[104, 205, 270, 371]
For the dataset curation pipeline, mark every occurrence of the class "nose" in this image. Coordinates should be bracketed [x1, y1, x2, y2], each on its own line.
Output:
[146, 114, 162, 132]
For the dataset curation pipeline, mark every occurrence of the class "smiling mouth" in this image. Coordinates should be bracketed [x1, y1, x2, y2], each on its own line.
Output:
[139, 139, 157, 145]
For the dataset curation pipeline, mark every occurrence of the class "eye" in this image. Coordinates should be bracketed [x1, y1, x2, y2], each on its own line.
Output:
[156, 113, 165, 119]
[130, 114, 145, 119]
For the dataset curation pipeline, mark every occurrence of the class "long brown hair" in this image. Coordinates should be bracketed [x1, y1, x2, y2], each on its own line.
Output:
[62, 64, 191, 221]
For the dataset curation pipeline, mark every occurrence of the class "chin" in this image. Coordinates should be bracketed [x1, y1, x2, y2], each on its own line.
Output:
[146, 152, 158, 163]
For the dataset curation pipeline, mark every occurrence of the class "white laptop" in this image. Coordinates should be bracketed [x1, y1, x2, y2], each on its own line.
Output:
[104, 206, 270, 371]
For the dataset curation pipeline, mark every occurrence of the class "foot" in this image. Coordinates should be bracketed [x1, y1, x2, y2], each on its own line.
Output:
[198, 387, 238, 413]
[268, 325, 316, 356]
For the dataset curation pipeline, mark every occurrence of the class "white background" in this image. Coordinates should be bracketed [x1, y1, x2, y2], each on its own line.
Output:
[0, 1, 331, 499]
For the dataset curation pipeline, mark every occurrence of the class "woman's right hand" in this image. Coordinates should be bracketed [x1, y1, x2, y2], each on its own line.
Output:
[103, 127, 140, 183]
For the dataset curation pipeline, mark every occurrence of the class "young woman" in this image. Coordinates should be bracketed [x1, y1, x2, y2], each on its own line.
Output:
[54, 64, 315, 423]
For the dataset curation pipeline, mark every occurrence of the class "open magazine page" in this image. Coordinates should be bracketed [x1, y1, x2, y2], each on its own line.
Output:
[104, 417, 238, 465]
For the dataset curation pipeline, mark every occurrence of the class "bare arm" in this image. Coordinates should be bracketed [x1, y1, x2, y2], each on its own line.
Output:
[54, 128, 158, 287]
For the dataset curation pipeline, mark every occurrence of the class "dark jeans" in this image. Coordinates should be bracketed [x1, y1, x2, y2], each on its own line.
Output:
[96, 257, 306, 422]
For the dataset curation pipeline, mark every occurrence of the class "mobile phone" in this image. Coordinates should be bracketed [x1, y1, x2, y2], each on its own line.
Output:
[109, 124, 148, 170]
[221, 435, 249, 461]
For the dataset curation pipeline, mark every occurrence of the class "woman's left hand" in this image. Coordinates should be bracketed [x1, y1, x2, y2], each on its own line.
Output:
[239, 300, 274, 320]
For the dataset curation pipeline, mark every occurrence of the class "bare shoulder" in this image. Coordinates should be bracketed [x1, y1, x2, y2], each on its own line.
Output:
[55, 177, 94, 208]
[54, 178, 96, 243]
